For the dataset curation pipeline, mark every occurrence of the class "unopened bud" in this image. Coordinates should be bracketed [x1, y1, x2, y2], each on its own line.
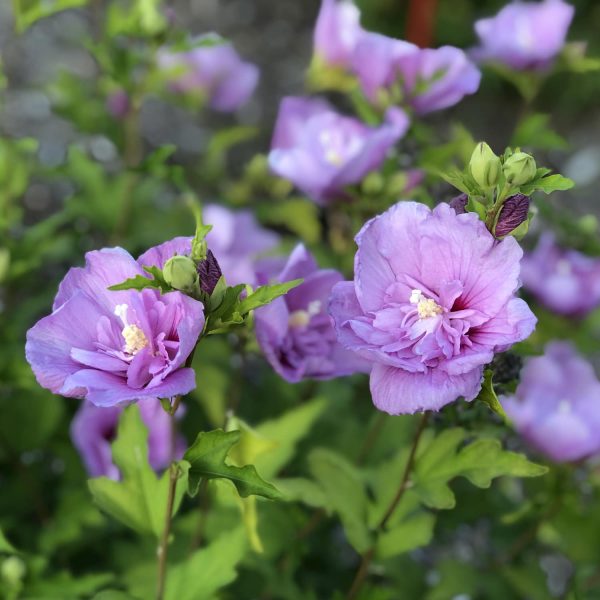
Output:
[495, 194, 530, 237]
[163, 255, 198, 293]
[1, 557, 26, 586]
[449, 193, 468, 215]
[197, 250, 222, 295]
[503, 152, 537, 186]
[362, 172, 384, 195]
[469, 142, 501, 189]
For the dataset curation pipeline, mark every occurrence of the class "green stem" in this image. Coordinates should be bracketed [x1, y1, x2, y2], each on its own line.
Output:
[346, 412, 429, 600]
[111, 96, 142, 243]
[156, 463, 179, 600]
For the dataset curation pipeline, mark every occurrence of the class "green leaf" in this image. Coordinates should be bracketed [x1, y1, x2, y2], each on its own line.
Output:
[0, 528, 17, 554]
[476, 370, 507, 419]
[107, 274, 159, 291]
[488, 63, 542, 102]
[88, 406, 189, 537]
[454, 439, 548, 488]
[205, 284, 245, 333]
[520, 173, 575, 195]
[93, 592, 137, 600]
[12, 0, 88, 32]
[376, 512, 435, 558]
[26, 572, 115, 598]
[413, 428, 547, 509]
[237, 279, 303, 315]
[308, 448, 372, 553]
[106, 0, 166, 36]
[467, 196, 487, 221]
[0, 390, 64, 452]
[255, 397, 328, 479]
[260, 199, 322, 244]
[274, 478, 331, 510]
[165, 528, 247, 600]
[108, 265, 171, 293]
[511, 113, 568, 151]
[183, 429, 282, 500]
[39, 489, 104, 553]
[204, 126, 258, 178]
[438, 168, 472, 195]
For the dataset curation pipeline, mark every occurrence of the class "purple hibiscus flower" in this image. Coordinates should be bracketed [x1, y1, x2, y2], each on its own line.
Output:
[26, 248, 204, 407]
[329, 201, 536, 414]
[504, 342, 600, 463]
[157, 37, 259, 112]
[254, 244, 369, 382]
[352, 33, 481, 115]
[521, 233, 600, 317]
[71, 398, 185, 479]
[138, 204, 280, 288]
[268, 96, 407, 204]
[472, 0, 574, 71]
[313, 0, 364, 68]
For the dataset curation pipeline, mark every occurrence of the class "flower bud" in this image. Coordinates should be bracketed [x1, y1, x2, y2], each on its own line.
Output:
[469, 142, 501, 189]
[503, 152, 537, 186]
[362, 172, 385, 195]
[163, 255, 199, 293]
[495, 193, 530, 237]
[197, 250, 222, 295]
[449, 193, 468, 214]
[1, 556, 26, 586]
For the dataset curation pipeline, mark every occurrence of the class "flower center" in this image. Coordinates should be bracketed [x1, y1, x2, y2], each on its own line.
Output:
[410, 289, 443, 320]
[114, 304, 149, 355]
[122, 324, 149, 355]
[288, 300, 322, 329]
[324, 149, 344, 166]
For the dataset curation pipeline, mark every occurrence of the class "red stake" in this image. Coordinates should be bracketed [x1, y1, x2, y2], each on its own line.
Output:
[406, 0, 439, 48]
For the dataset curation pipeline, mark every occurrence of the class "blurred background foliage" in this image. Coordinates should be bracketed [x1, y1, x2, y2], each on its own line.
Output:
[1, 0, 600, 599]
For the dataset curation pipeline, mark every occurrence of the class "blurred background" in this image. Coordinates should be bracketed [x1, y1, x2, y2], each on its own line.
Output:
[1, 0, 600, 212]
[2, 1, 600, 598]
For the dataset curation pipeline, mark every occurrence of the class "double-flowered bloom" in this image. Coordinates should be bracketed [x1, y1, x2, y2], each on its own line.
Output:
[313, 0, 481, 115]
[25, 205, 278, 407]
[329, 202, 537, 414]
[269, 97, 407, 204]
[26, 248, 205, 407]
[71, 398, 184, 479]
[521, 233, 600, 317]
[254, 244, 368, 382]
[157, 36, 259, 112]
[472, 0, 574, 71]
[352, 33, 481, 115]
[504, 342, 600, 463]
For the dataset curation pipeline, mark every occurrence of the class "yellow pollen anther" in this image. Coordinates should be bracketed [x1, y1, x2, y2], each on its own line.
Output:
[325, 149, 344, 166]
[288, 310, 311, 328]
[417, 299, 443, 319]
[122, 324, 149, 355]
[410, 289, 443, 319]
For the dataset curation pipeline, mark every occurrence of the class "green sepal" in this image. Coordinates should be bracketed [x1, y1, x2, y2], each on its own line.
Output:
[475, 369, 507, 420]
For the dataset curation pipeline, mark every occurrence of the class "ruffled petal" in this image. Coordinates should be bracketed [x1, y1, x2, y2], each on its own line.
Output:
[53, 248, 142, 312]
[370, 363, 483, 414]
